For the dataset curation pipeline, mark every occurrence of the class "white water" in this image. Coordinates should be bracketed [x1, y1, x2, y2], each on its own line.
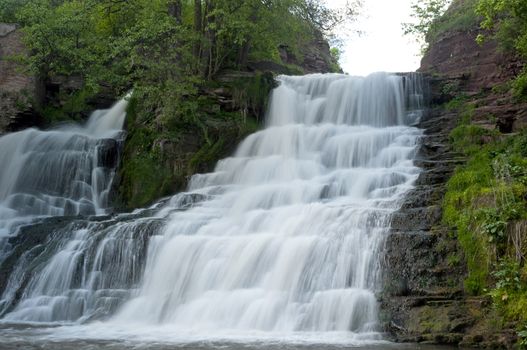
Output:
[108, 73, 422, 336]
[0, 98, 128, 237]
[0, 73, 424, 345]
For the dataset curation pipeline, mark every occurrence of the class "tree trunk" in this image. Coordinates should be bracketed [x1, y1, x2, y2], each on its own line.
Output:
[194, 0, 202, 33]
[237, 41, 251, 69]
[194, 0, 203, 73]
[203, 0, 216, 79]
[236, 5, 258, 69]
[168, 0, 182, 24]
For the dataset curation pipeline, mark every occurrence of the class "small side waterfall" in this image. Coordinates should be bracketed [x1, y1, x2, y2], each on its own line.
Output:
[0, 99, 128, 237]
[0, 73, 425, 344]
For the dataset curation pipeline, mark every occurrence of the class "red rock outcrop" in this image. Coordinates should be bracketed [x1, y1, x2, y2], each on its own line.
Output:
[419, 22, 527, 131]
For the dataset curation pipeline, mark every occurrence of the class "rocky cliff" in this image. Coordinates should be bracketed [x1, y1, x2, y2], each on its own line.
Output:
[381, 1, 526, 347]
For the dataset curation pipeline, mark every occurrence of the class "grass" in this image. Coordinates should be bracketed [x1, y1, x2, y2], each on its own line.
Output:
[442, 95, 527, 340]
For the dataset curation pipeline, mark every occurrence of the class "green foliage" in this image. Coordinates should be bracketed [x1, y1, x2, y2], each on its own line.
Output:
[444, 94, 468, 110]
[444, 99, 527, 329]
[404, 0, 480, 52]
[330, 47, 341, 62]
[403, 0, 450, 47]
[329, 47, 342, 73]
[41, 86, 95, 124]
[117, 77, 265, 209]
[189, 136, 226, 170]
[430, 0, 480, 40]
[512, 68, 527, 100]
[519, 324, 527, 347]
[477, 0, 527, 99]
[488, 259, 527, 330]
[0, 0, 28, 22]
[231, 71, 277, 121]
[10, 0, 360, 128]
[447, 253, 461, 267]
[493, 260, 522, 291]
[117, 97, 176, 209]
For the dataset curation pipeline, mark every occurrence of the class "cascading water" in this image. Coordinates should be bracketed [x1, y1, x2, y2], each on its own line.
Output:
[0, 98, 128, 237]
[110, 73, 423, 336]
[0, 73, 425, 345]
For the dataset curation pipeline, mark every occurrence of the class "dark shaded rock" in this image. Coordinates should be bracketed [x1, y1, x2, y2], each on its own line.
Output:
[96, 138, 120, 168]
[390, 206, 442, 231]
[0, 23, 44, 133]
[0, 216, 86, 301]
[247, 61, 292, 75]
[496, 114, 515, 133]
[278, 30, 339, 74]
[381, 76, 469, 346]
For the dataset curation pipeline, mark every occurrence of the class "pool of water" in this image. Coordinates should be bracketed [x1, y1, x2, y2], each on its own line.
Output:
[0, 324, 455, 350]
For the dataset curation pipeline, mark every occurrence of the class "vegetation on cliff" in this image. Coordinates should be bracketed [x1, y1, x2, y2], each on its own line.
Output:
[477, 0, 527, 100]
[403, 0, 480, 53]
[441, 97, 527, 344]
[406, 0, 526, 98]
[409, 0, 527, 345]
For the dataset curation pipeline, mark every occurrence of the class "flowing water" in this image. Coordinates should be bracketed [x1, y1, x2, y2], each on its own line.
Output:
[0, 73, 430, 348]
[0, 98, 128, 238]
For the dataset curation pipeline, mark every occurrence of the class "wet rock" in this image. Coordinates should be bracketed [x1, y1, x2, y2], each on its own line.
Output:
[0, 213, 164, 318]
[381, 74, 469, 345]
[390, 206, 442, 231]
[0, 216, 87, 308]
[97, 138, 120, 168]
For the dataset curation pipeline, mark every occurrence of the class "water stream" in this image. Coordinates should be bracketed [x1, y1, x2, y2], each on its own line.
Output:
[0, 98, 128, 237]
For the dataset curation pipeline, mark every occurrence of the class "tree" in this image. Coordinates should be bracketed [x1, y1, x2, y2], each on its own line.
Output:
[402, 0, 450, 52]
[10, 0, 361, 128]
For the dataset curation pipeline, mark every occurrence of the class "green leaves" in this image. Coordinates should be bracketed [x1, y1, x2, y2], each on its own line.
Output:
[477, 0, 527, 99]
[404, 0, 481, 53]
[402, 0, 450, 52]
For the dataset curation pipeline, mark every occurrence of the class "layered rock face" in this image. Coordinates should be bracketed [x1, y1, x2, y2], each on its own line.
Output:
[0, 24, 43, 133]
[381, 94, 477, 345]
[420, 24, 527, 131]
[278, 30, 340, 74]
[381, 7, 525, 348]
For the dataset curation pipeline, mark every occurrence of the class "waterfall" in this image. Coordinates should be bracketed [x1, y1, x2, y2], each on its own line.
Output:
[0, 73, 424, 344]
[0, 98, 128, 237]
[111, 73, 423, 335]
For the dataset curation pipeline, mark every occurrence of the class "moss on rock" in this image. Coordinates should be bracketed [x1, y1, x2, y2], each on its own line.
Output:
[115, 72, 273, 210]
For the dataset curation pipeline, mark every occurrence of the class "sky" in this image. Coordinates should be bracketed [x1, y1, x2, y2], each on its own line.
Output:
[326, 0, 422, 76]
